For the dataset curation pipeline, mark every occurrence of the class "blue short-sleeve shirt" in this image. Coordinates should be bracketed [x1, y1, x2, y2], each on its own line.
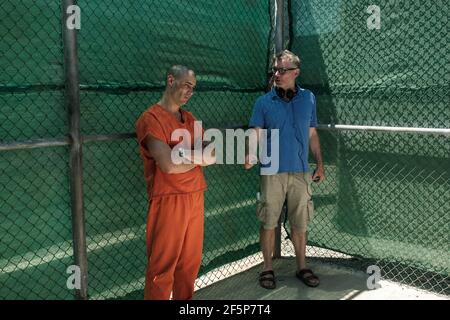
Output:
[249, 86, 317, 174]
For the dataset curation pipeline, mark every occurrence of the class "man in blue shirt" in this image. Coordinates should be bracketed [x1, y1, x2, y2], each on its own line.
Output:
[245, 50, 325, 289]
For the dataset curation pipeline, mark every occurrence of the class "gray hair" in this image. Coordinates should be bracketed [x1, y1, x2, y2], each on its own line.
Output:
[166, 65, 194, 82]
[272, 50, 300, 68]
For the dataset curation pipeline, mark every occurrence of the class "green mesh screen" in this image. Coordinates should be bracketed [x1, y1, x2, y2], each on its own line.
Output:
[286, 0, 449, 293]
[1, 0, 448, 300]
[1, 0, 271, 299]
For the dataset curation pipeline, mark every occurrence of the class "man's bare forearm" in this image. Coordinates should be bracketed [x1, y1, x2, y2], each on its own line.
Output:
[183, 148, 216, 166]
[310, 131, 323, 168]
[146, 136, 200, 174]
[164, 162, 198, 174]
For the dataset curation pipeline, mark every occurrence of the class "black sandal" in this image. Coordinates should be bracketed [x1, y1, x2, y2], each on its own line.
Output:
[296, 269, 320, 287]
[259, 270, 276, 289]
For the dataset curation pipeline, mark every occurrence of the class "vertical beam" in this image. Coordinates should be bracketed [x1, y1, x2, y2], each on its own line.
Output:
[273, 0, 285, 259]
[62, 0, 88, 300]
[275, 0, 285, 52]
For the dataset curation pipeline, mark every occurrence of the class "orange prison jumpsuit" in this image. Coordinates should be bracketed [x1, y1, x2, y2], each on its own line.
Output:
[136, 104, 207, 300]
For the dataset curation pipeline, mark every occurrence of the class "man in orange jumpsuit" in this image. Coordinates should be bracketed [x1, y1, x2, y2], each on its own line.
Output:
[136, 65, 215, 300]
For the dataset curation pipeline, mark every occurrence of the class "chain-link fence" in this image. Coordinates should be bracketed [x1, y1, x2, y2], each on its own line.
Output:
[283, 0, 449, 295]
[281, 129, 449, 295]
[1, 0, 271, 300]
[0, 1, 74, 299]
[1, 0, 448, 300]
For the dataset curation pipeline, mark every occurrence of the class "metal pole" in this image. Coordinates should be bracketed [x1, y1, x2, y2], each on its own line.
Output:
[0, 138, 70, 152]
[2, 124, 446, 152]
[273, 0, 285, 259]
[317, 124, 450, 135]
[62, 0, 88, 300]
[275, 0, 284, 53]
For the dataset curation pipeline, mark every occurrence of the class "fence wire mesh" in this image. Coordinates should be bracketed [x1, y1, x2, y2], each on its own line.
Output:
[1, 0, 271, 300]
[282, 130, 449, 295]
[76, 0, 270, 300]
[285, 0, 449, 295]
[0, 1, 73, 300]
[1, 0, 448, 300]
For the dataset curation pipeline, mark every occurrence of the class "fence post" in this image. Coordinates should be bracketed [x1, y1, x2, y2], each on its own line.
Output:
[275, 0, 284, 53]
[62, 0, 88, 300]
[273, 0, 285, 259]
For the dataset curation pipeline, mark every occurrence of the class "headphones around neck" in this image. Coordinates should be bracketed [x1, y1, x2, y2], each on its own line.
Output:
[275, 86, 297, 101]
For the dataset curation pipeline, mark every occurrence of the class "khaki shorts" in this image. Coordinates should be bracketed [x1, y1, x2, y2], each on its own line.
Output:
[257, 173, 314, 232]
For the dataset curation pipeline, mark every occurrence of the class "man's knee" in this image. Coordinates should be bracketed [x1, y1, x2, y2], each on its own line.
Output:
[290, 227, 307, 237]
[260, 223, 278, 233]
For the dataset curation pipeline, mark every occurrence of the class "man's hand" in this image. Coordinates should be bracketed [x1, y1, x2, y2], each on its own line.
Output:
[244, 154, 258, 170]
[312, 165, 325, 183]
[145, 135, 197, 174]
[244, 127, 261, 170]
[179, 140, 216, 167]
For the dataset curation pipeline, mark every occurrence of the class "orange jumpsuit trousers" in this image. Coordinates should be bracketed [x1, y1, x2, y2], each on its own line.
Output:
[144, 191, 204, 300]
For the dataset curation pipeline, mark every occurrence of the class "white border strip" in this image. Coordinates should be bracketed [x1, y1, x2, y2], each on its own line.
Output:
[318, 124, 450, 135]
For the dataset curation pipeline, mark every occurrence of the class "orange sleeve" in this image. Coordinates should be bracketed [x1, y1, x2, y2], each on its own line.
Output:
[136, 112, 167, 151]
[186, 111, 205, 137]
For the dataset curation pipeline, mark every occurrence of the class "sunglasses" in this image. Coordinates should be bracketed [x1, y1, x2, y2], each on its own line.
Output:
[272, 67, 298, 75]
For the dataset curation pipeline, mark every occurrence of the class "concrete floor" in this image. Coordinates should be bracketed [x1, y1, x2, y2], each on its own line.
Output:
[194, 257, 448, 300]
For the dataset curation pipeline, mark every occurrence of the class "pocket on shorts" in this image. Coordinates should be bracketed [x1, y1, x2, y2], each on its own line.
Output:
[307, 199, 314, 222]
[305, 173, 313, 198]
[256, 199, 267, 222]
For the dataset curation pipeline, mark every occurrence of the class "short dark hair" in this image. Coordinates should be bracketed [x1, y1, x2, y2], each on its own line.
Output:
[166, 65, 194, 82]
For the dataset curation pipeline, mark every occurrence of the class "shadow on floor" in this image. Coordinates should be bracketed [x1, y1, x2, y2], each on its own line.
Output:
[194, 257, 370, 300]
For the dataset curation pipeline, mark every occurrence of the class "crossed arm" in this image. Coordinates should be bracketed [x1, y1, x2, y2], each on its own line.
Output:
[145, 135, 216, 174]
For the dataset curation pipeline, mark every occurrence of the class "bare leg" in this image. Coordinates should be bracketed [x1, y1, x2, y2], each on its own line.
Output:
[291, 228, 307, 270]
[259, 226, 277, 289]
[291, 228, 319, 286]
[260, 226, 275, 271]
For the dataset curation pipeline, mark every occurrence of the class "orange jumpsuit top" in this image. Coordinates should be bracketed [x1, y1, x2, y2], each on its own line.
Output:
[136, 104, 207, 199]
